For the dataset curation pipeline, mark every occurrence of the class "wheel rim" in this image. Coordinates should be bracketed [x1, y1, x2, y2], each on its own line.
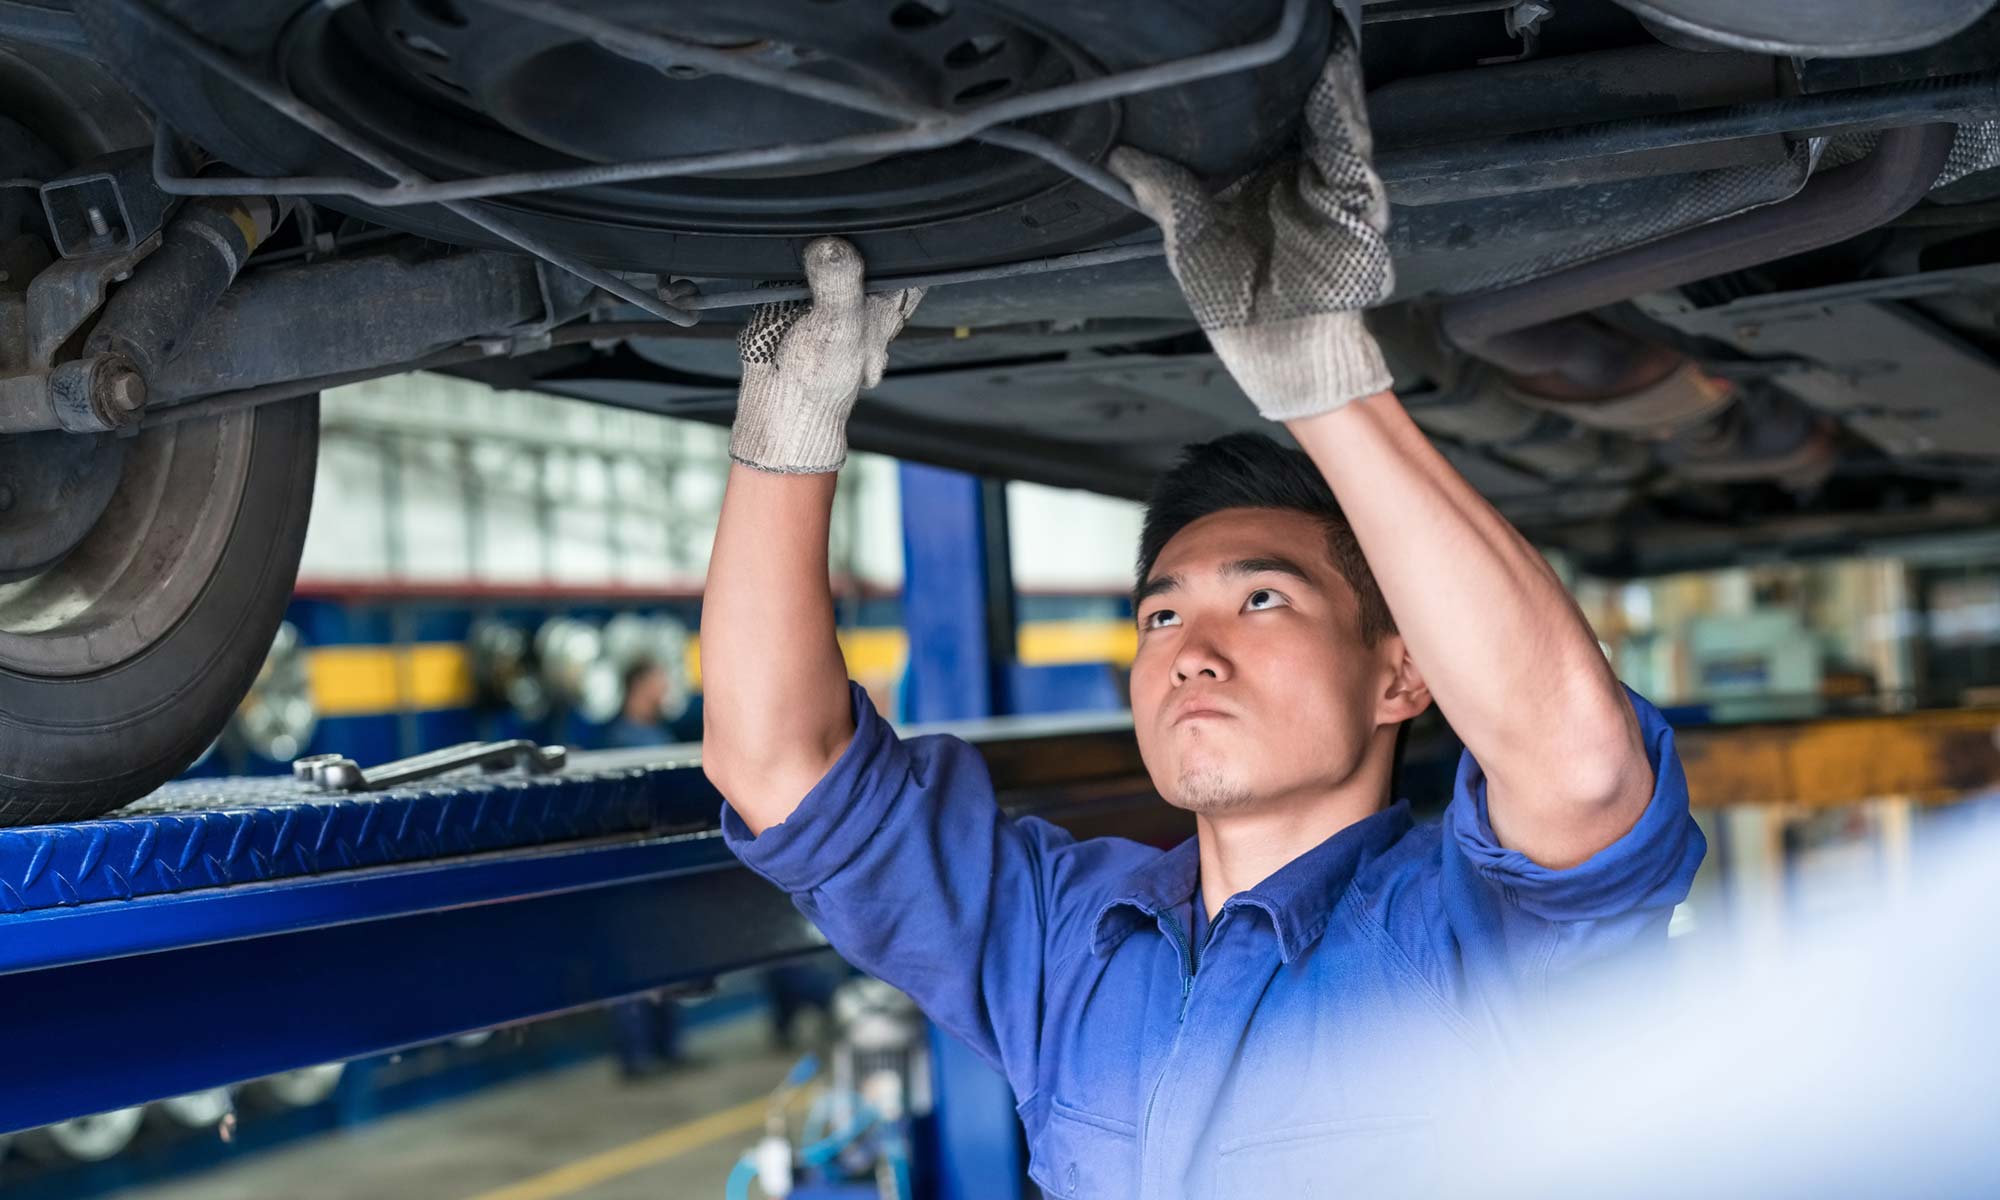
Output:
[41, 1107, 144, 1160]
[260, 1063, 346, 1107]
[156, 1088, 234, 1129]
[0, 414, 254, 678]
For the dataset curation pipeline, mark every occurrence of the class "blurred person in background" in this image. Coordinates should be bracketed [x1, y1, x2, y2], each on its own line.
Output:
[606, 659, 675, 751]
[605, 658, 686, 1079]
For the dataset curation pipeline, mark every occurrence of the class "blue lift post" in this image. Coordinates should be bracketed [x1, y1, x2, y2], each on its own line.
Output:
[896, 462, 1030, 1200]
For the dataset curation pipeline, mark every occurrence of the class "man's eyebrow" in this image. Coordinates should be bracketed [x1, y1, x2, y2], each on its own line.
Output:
[1133, 572, 1182, 606]
[1221, 555, 1316, 585]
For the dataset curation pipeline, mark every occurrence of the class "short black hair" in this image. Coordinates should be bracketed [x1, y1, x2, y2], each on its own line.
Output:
[1136, 433, 1397, 645]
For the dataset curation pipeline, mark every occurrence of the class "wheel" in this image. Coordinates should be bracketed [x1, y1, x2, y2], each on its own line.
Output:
[244, 1063, 346, 1109]
[0, 398, 319, 825]
[15, 1107, 145, 1163]
[77, 0, 1331, 277]
[151, 1088, 235, 1130]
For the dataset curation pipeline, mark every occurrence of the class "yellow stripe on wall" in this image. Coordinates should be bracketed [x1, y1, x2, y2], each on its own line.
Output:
[688, 620, 1130, 689]
[685, 631, 905, 691]
[1018, 618, 1137, 668]
[310, 620, 1133, 717]
[307, 643, 475, 716]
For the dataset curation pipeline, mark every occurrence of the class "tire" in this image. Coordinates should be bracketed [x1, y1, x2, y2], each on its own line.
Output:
[244, 1063, 346, 1110]
[75, 0, 1331, 277]
[0, 397, 318, 826]
[15, 1107, 146, 1163]
[150, 1088, 235, 1130]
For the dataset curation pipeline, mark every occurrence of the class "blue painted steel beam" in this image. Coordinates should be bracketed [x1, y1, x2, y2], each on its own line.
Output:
[0, 830, 822, 1132]
[0, 756, 828, 1132]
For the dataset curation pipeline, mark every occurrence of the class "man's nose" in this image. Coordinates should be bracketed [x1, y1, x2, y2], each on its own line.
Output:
[1170, 625, 1232, 685]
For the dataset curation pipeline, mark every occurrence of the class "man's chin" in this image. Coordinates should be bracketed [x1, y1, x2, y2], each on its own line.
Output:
[1166, 765, 1255, 815]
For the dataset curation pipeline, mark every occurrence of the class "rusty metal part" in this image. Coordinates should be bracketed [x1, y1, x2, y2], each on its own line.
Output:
[1501, 359, 1736, 437]
[44, 350, 143, 432]
[1427, 125, 1957, 483]
[20, 233, 155, 368]
[1665, 391, 1839, 487]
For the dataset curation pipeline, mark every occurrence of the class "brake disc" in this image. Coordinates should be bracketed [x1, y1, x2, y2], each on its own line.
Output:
[0, 431, 125, 583]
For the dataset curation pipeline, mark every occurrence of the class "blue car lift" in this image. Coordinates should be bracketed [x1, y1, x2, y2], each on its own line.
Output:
[0, 756, 819, 1133]
[0, 702, 1168, 1139]
[0, 458, 1172, 1200]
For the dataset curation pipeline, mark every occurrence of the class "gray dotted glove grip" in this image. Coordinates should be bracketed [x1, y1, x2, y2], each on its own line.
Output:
[1108, 24, 1393, 422]
[731, 237, 926, 474]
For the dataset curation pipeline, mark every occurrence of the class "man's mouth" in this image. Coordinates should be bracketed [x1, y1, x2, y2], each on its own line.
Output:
[1171, 703, 1234, 726]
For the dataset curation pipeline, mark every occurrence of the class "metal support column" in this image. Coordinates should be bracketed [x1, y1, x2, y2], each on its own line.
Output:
[897, 464, 1016, 724]
[895, 461, 1027, 1198]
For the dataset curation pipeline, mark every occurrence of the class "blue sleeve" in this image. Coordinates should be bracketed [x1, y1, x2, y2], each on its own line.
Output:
[721, 682, 1071, 1100]
[1440, 686, 1706, 1003]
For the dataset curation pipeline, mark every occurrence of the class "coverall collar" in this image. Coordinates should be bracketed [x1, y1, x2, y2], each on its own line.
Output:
[1090, 800, 1415, 963]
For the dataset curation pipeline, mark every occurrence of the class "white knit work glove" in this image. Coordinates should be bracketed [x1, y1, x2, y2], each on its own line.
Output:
[1107, 24, 1393, 422]
[730, 237, 926, 473]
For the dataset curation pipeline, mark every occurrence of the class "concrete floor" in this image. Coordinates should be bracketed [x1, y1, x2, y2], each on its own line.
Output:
[106, 1018, 796, 1200]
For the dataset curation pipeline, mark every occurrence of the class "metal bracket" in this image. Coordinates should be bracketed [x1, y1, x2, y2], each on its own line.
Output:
[122, 0, 1312, 320]
[293, 740, 567, 793]
[40, 147, 175, 258]
[24, 234, 158, 368]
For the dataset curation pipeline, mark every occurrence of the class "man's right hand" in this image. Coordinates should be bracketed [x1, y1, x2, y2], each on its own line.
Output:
[729, 236, 925, 475]
[704, 238, 921, 834]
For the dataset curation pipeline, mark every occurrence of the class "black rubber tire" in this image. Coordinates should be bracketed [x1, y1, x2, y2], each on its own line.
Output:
[74, 0, 1330, 278]
[0, 398, 318, 827]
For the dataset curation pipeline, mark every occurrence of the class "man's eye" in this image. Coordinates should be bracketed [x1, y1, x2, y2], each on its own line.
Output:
[1244, 589, 1289, 612]
[1143, 609, 1181, 630]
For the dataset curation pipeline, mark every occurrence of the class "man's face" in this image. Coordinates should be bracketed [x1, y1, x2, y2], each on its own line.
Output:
[1129, 508, 1408, 815]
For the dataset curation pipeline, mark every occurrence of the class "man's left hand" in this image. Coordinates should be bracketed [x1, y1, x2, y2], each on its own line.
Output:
[1107, 22, 1394, 422]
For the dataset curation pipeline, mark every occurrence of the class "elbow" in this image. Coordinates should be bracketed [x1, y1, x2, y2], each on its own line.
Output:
[1554, 697, 1653, 813]
[700, 726, 741, 801]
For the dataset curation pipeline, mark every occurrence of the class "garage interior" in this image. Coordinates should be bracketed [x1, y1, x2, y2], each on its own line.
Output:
[4, 0, 2000, 1197]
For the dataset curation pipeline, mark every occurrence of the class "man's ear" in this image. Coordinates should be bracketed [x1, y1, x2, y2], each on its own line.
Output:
[1378, 637, 1432, 725]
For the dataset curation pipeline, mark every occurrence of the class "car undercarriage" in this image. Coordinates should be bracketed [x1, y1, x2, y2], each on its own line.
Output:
[2, 0, 1999, 819]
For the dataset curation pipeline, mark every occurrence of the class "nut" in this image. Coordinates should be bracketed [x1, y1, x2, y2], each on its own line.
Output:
[101, 364, 147, 415]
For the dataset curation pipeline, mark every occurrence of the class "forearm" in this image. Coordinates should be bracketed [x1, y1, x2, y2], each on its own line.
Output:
[1290, 393, 1649, 860]
[700, 465, 854, 834]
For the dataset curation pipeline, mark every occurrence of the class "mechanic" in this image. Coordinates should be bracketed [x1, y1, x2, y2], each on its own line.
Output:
[700, 23, 1704, 1198]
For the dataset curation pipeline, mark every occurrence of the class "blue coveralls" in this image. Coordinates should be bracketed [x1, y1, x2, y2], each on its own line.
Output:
[724, 682, 1704, 1198]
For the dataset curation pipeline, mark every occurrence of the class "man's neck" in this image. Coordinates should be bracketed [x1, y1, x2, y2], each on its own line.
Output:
[1193, 744, 1396, 921]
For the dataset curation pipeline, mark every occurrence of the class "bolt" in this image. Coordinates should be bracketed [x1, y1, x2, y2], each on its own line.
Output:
[101, 363, 147, 415]
[86, 205, 109, 239]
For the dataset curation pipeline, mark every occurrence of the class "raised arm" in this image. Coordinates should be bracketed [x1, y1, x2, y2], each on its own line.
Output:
[1110, 25, 1650, 868]
[700, 239, 924, 834]
[1289, 396, 1649, 868]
